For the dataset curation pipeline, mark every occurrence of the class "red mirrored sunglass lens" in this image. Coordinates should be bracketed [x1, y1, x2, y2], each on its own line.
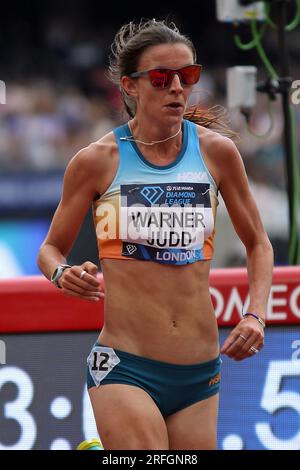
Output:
[148, 71, 169, 88]
[180, 66, 201, 85]
[148, 66, 201, 88]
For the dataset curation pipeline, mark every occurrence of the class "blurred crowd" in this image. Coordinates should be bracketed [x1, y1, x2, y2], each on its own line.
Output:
[0, 74, 123, 170]
[1, 12, 299, 188]
[1, 65, 298, 194]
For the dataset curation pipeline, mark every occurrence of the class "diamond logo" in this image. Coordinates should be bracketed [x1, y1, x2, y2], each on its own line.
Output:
[140, 186, 164, 205]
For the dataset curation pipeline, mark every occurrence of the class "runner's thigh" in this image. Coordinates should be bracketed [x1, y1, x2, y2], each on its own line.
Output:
[165, 393, 219, 450]
[89, 383, 169, 450]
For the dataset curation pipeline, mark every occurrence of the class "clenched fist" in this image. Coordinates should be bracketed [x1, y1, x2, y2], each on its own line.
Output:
[59, 261, 105, 302]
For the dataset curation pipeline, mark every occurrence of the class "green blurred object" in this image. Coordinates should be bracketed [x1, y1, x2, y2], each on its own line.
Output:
[76, 438, 103, 450]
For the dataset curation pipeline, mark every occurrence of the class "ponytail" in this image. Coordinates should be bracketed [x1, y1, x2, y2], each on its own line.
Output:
[184, 104, 239, 140]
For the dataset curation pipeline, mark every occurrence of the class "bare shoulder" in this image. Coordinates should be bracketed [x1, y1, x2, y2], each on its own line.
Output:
[196, 124, 238, 162]
[195, 124, 242, 188]
[65, 131, 118, 194]
[69, 131, 117, 173]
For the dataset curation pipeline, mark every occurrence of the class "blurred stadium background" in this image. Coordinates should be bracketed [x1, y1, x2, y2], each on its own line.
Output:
[1, 0, 299, 276]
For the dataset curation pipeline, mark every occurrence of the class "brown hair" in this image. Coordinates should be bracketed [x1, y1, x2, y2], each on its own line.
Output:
[109, 18, 237, 139]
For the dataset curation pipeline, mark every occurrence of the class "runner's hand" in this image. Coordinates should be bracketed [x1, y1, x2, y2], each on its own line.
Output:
[59, 261, 105, 301]
[220, 316, 264, 361]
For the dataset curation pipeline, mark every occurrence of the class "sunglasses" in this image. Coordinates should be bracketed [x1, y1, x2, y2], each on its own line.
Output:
[129, 64, 202, 89]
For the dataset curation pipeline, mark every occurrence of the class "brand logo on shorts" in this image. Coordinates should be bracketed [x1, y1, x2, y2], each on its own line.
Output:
[140, 186, 164, 205]
[209, 373, 221, 387]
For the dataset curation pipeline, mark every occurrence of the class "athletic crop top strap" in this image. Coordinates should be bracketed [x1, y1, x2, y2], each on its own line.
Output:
[186, 120, 218, 194]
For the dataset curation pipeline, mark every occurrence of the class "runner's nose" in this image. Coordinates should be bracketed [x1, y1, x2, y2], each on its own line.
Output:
[169, 72, 184, 91]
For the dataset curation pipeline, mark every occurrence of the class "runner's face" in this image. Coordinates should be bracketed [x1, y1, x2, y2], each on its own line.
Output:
[124, 43, 195, 125]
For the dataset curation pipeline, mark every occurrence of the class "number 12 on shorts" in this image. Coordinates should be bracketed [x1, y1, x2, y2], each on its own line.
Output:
[92, 352, 110, 371]
[87, 346, 120, 386]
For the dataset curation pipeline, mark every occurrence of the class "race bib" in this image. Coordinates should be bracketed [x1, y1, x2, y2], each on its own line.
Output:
[87, 345, 120, 387]
[120, 182, 212, 250]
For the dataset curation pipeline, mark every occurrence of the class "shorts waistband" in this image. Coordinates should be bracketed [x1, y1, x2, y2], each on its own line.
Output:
[96, 342, 221, 370]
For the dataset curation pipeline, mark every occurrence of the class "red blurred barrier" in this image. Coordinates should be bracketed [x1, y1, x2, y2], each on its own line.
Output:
[0, 267, 299, 333]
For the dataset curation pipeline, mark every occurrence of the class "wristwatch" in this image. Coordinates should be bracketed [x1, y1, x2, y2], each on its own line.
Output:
[51, 264, 72, 288]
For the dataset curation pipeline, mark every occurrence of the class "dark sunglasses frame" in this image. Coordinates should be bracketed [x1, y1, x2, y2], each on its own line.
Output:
[128, 64, 202, 88]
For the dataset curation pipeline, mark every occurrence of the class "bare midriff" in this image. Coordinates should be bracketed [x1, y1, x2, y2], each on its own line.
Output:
[98, 258, 219, 365]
